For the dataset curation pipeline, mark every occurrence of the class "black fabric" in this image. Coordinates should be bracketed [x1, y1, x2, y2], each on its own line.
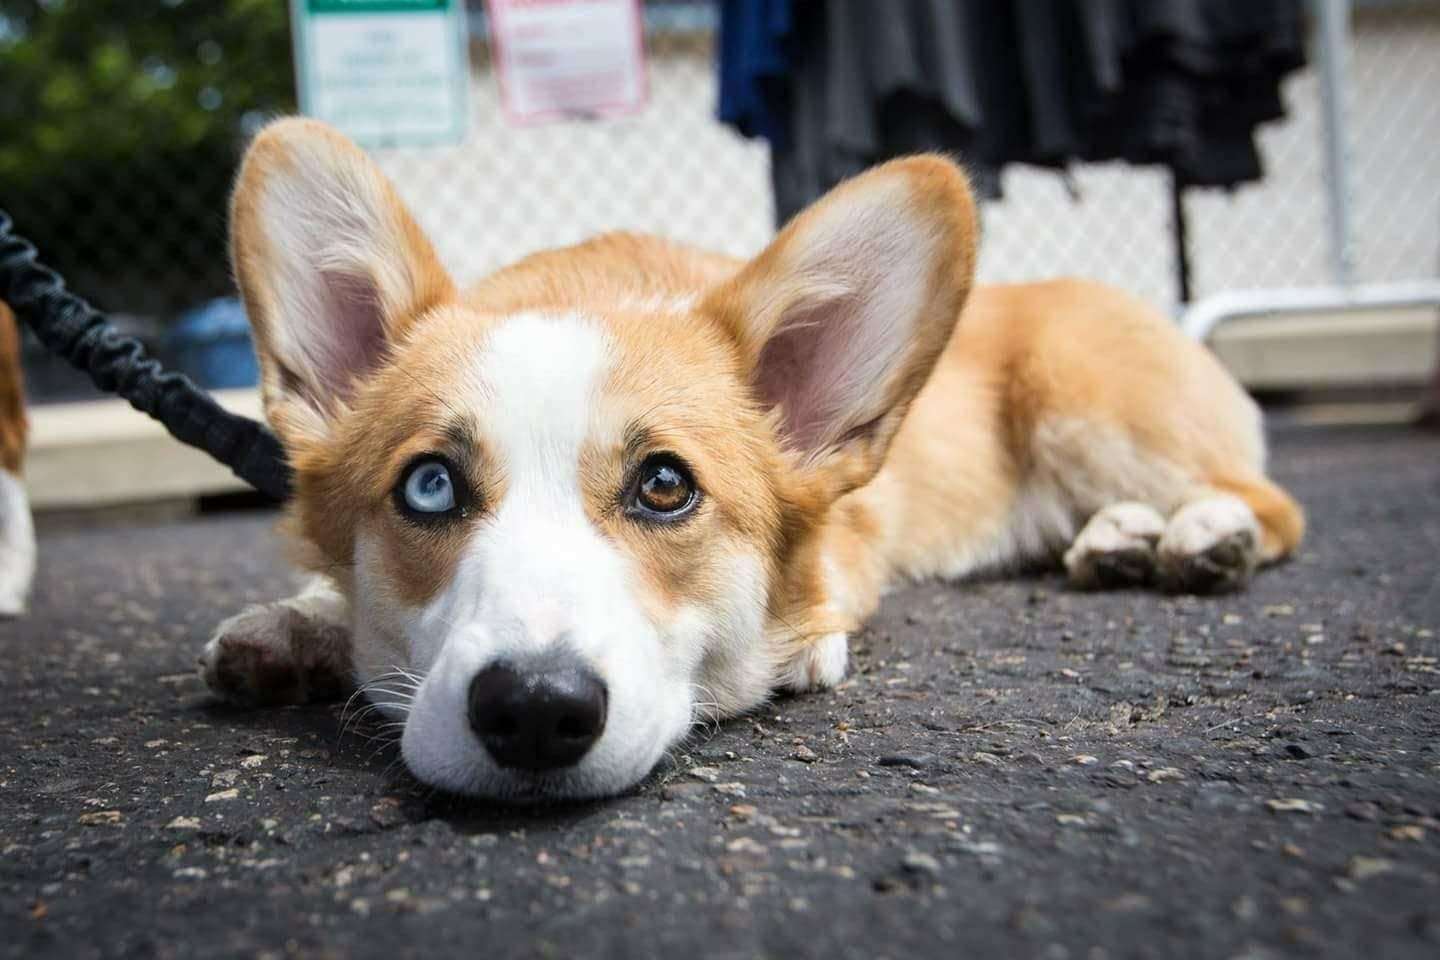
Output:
[0, 210, 291, 502]
[761, 0, 1306, 224]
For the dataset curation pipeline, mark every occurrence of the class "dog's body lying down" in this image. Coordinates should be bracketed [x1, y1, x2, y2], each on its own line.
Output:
[204, 120, 1303, 801]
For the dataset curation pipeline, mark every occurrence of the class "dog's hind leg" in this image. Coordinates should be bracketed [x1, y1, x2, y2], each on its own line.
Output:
[1064, 501, 1166, 589]
[1065, 479, 1303, 595]
[1156, 476, 1305, 594]
[200, 577, 353, 705]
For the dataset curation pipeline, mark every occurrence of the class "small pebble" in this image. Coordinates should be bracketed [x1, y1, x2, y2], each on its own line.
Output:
[1345, 802, 1381, 822]
[877, 754, 934, 769]
[77, 811, 123, 826]
[901, 852, 941, 876]
[1348, 856, 1396, 881]
[1266, 798, 1321, 815]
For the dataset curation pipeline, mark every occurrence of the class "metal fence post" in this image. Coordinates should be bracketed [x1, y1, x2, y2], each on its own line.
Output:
[1318, 0, 1356, 288]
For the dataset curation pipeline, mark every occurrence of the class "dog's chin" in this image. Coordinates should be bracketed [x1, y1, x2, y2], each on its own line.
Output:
[428, 766, 653, 806]
[398, 745, 667, 805]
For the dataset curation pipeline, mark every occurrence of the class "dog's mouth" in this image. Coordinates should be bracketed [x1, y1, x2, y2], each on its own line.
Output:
[385, 668, 685, 804]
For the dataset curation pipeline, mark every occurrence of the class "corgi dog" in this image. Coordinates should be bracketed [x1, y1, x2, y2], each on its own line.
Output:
[203, 119, 1303, 802]
[0, 302, 36, 617]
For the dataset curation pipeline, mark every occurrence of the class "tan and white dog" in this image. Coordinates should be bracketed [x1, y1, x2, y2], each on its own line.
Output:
[0, 303, 36, 618]
[203, 119, 1303, 802]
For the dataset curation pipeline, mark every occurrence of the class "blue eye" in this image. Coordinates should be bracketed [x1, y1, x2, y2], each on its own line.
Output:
[401, 459, 458, 515]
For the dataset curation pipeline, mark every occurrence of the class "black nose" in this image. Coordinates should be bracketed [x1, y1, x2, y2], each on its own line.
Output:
[467, 659, 608, 771]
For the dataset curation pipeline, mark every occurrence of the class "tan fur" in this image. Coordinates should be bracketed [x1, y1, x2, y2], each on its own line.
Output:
[231, 122, 978, 678]
[222, 118, 1303, 732]
[0, 303, 27, 474]
[815, 279, 1305, 631]
[230, 119, 456, 449]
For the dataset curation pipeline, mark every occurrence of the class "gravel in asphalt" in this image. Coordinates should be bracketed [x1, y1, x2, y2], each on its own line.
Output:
[1, 423, 1437, 959]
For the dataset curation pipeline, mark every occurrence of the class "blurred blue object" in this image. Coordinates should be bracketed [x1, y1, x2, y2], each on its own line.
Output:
[165, 297, 259, 390]
[717, 0, 795, 145]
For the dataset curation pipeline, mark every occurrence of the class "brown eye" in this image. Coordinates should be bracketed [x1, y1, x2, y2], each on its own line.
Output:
[632, 455, 698, 519]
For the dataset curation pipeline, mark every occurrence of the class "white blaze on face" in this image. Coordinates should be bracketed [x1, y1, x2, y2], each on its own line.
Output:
[390, 312, 693, 800]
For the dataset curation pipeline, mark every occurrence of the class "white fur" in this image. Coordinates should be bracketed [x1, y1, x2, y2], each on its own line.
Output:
[614, 293, 698, 315]
[681, 549, 775, 719]
[1156, 496, 1261, 592]
[382, 313, 726, 800]
[907, 418, 1194, 585]
[757, 177, 932, 455]
[1161, 496, 1259, 558]
[919, 477, 1081, 582]
[199, 576, 349, 689]
[779, 632, 849, 693]
[203, 308, 778, 800]
[220, 131, 1285, 803]
[0, 468, 35, 616]
[252, 145, 422, 433]
[1026, 417, 1191, 530]
[1064, 502, 1166, 588]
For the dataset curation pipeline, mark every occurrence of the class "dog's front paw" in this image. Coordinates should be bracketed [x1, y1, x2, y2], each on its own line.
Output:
[1158, 496, 1260, 594]
[779, 632, 849, 694]
[0, 574, 29, 619]
[201, 601, 352, 706]
[0, 470, 36, 618]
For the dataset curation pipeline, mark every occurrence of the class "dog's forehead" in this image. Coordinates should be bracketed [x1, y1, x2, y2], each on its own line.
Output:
[457, 305, 744, 449]
[474, 311, 609, 467]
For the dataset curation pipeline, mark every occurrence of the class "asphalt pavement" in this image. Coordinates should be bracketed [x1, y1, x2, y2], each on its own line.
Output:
[2, 422, 1437, 960]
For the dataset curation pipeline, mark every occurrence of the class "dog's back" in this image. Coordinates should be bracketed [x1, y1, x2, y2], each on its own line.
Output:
[0, 302, 35, 615]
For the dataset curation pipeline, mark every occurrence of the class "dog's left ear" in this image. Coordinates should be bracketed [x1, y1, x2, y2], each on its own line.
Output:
[703, 155, 978, 495]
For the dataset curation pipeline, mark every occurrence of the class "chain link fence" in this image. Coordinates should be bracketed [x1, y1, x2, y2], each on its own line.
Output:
[8, 0, 1439, 398]
[372, 5, 774, 292]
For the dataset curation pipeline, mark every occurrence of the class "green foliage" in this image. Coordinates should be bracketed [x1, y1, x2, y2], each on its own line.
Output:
[0, 0, 296, 315]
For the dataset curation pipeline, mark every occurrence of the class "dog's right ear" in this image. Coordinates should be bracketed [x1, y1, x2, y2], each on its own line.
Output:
[230, 118, 454, 448]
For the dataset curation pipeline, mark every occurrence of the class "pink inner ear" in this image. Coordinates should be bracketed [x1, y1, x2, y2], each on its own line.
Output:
[754, 294, 896, 456]
[290, 269, 389, 410]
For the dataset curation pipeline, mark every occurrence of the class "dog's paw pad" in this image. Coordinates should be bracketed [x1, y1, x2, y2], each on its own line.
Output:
[780, 632, 848, 693]
[1065, 502, 1165, 590]
[200, 605, 349, 706]
[1159, 497, 1260, 594]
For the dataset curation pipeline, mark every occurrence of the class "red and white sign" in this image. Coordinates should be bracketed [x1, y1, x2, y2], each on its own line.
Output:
[485, 0, 647, 124]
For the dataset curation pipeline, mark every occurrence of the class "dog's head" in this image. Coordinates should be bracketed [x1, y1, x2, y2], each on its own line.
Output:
[231, 119, 977, 801]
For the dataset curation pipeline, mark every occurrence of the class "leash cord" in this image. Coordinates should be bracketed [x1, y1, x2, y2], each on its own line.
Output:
[0, 209, 292, 501]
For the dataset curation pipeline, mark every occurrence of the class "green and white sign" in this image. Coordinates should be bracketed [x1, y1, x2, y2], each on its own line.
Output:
[291, 0, 470, 147]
